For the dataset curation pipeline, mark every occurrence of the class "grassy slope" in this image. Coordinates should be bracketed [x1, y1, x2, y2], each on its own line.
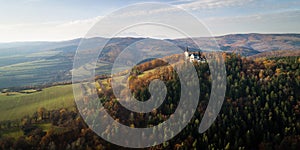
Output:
[0, 84, 76, 121]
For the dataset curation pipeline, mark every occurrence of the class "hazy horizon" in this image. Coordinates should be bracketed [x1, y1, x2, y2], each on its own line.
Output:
[1, 32, 300, 43]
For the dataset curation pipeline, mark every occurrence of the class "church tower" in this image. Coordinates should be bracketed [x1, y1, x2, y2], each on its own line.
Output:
[184, 47, 189, 60]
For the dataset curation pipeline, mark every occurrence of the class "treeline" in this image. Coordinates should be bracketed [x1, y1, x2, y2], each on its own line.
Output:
[250, 50, 300, 59]
[0, 108, 109, 150]
[0, 81, 72, 93]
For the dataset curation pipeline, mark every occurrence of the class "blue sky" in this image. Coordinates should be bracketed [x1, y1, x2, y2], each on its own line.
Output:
[0, 0, 299, 42]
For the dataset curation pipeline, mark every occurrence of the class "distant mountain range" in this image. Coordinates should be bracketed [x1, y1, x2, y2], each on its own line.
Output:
[0, 33, 299, 89]
[1, 33, 299, 58]
[173, 33, 300, 56]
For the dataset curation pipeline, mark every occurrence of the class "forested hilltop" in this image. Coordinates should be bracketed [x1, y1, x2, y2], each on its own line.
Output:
[0, 53, 299, 149]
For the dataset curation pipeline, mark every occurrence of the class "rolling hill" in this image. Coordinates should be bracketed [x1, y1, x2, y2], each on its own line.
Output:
[0, 33, 299, 89]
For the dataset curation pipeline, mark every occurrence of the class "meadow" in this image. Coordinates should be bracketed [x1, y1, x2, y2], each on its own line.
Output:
[0, 84, 76, 121]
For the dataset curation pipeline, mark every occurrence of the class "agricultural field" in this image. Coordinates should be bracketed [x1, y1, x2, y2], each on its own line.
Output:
[0, 49, 73, 89]
[0, 84, 76, 121]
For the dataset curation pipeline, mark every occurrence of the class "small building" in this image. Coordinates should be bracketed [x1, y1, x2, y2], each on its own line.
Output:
[184, 47, 206, 63]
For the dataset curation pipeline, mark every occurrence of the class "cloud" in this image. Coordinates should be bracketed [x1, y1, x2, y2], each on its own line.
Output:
[0, 16, 103, 42]
[170, 0, 196, 5]
[174, 0, 255, 10]
[205, 10, 300, 23]
[57, 16, 103, 27]
[204, 10, 300, 35]
[108, 0, 255, 19]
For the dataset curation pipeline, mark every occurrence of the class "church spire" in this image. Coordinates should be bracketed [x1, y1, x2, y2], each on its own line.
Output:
[186, 46, 189, 52]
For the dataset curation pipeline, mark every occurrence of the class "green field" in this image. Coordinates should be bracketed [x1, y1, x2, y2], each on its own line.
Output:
[1, 128, 23, 139]
[0, 84, 76, 121]
[0, 48, 74, 89]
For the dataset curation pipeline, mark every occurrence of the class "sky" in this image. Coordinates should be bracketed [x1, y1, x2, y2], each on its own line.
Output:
[0, 0, 299, 42]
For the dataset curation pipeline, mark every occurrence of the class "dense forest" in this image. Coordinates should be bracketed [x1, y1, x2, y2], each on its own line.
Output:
[0, 53, 299, 149]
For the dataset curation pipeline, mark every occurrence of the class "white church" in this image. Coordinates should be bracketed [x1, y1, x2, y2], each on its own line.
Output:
[184, 47, 206, 63]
